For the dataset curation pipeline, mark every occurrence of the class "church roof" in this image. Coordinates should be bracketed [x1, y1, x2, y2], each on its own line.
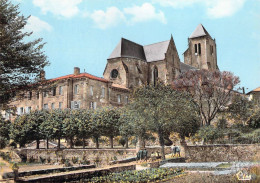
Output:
[108, 38, 146, 61]
[180, 62, 197, 73]
[144, 40, 170, 62]
[189, 24, 211, 39]
[108, 38, 170, 62]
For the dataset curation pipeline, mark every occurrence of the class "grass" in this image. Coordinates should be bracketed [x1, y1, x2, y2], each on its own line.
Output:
[216, 163, 233, 168]
[0, 162, 6, 166]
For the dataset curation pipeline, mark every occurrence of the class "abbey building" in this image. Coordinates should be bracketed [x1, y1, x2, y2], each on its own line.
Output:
[3, 24, 219, 120]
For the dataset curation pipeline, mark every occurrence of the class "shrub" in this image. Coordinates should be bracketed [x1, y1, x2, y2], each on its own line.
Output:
[84, 168, 184, 182]
[39, 157, 46, 164]
[72, 157, 79, 164]
[64, 159, 72, 167]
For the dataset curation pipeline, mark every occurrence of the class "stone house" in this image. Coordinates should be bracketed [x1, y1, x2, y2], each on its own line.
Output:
[247, 87, 260, 105]
[3, 24, 218, 120]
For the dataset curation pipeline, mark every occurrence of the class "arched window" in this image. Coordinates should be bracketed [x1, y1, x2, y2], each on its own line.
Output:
[153, 66, 158, 86]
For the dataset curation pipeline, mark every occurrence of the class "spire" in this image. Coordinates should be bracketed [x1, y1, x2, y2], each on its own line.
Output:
[189, 24, 211, 39]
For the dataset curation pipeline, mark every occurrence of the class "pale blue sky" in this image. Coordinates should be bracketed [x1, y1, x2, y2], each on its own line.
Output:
[14, 0, 260, 92]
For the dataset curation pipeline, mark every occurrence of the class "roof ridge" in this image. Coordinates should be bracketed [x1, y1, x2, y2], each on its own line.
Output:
[144, 40, 170, 47]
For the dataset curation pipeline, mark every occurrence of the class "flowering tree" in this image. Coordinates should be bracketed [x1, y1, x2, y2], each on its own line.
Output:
[174, 69, 240, 126]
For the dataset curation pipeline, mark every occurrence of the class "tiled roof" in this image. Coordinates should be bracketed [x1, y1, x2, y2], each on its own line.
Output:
[189, 24, 211, 39]
[248, 87, 260, 94]
[48, 73, 109, 83]
[144, 40, 170, 62]
[111, 83, 130, 90]
[108, 38, 146, 60]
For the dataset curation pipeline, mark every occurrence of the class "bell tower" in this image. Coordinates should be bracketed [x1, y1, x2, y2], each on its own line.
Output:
[184, 24, 218, 70]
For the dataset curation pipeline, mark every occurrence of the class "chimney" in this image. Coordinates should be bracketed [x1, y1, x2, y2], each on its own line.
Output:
[74, 67, 80, 75]
[40, 71, 45, 81]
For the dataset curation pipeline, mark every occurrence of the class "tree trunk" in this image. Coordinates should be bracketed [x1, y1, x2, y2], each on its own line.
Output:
[83, 138, 85, 149]
[46, 138, 49, 149]
[58, 138, 61, 149]
[36, 139, 40, 149]
[158, 128, 165, 160]
[125, 137, 129, 149]
[95, 137, 99, 149]
[109, 136, 114, 148]
[70, 137, 73, 149]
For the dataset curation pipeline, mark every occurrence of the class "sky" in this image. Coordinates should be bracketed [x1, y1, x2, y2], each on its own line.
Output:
[14, 0, 260, 92]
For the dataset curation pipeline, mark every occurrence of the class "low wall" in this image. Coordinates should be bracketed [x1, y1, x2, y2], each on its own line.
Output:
[185, 144, 260, 162]
[18, 149, 136, 166]
[19, 164, 136, 183]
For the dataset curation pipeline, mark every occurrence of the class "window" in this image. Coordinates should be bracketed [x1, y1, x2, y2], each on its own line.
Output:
[28, 92, 32, 100]
[59, 86, 63, 95]
[5, 110, 10, 120]
[194, 44, 198, 54]
[51, 103, 55, 109]
[153, 66, 158, 86]
[90, 102, 97, 109]
[117, 94, 121, 103]
[210, 45, 214, 55]
[36, 105, 39, 109]
[36, 92, 39, 99]
[90, 86, 93, 96]
[19, 107, 24, 115]
[125, 96, 129, 104]
[59, 102, 63, 109]
[52, 87, 56, 96]
[101, 87, 105, 98]
[43, 91, 48, 97]
[198, 43, 201, 55]
[136, 64, 142, 74]
[110, 69, 119, 78]
[27, 107, 31, 113]
[74, 84, 79, 95]
[43, 104, 48, 109]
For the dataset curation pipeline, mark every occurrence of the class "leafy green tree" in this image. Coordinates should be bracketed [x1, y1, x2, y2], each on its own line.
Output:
[63, 110, 79, 148]
[119, 106, 148, 149]
[46, 109, 68, 149]
[92, 107, 121, 148]
[11, 114, 30, 147]
[26, 110, 48, 149]
[196, 126, 222, 144]
[130, 82, 198, 159]
[0, 0, 49, 106]
[0, 116, 11, 149]
[90, 109, 103, 149]
[76, 109, 92, 148]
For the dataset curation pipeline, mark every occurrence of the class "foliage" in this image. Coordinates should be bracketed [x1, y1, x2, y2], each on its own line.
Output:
[129, 81, 199, 159]
[83, 168, 184, 183]
[0, 116, 11, 148]
[174, 69, 240, 125]
[0, 151, 11, 162]
[196, 126, 223, 144]
[0, 0, 49, 106]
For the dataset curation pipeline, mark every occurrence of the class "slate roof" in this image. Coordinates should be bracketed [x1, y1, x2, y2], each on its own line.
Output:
[108, 38, 146, 60]
[189, 24, 211, 39]
[48, 73, 109, 83]
[144, 40, 170, 62]
[180, 62, 197, 73]
[108, 38, 171, 62]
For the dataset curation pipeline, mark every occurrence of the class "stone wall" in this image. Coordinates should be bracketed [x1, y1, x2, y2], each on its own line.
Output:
[18, 148, 136, 166]
[184, 144, 260, 162]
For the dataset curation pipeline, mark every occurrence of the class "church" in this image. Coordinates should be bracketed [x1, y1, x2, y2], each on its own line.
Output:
[3, 24, 218, 120]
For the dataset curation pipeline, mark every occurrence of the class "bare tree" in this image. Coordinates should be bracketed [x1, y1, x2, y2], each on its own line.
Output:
[173, 69, 240, 126]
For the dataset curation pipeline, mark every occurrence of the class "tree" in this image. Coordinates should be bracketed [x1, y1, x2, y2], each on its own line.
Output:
[46, 109, 68, 149]
[0, 115, 11, 149]
[92, 107, 121, 148]
[174, 69, 240, 126]
[63, 110, 79, 148]
[76, 109, 92, 148]
[0, 0, 49, 106]
[130, 82, 198, 160]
